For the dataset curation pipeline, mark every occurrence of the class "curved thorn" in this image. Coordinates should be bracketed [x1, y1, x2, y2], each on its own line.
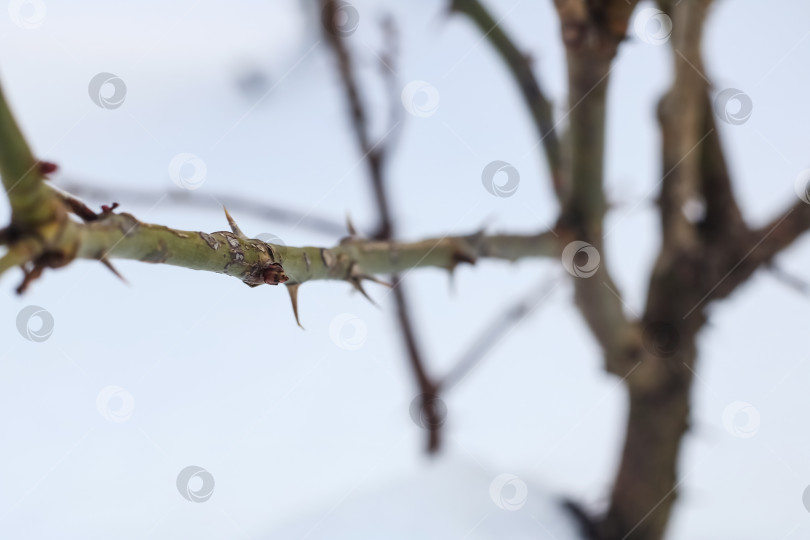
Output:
[52, 187, 98, 221]
[360, 273, 392, 288]
[350, 278, 379, 308]
[101, 257, 128, 284]
[286, 283, 304, 329]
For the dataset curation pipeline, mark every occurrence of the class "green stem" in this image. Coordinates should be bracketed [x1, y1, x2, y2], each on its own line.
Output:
[0, 80, 62, 228]
[73, 211, 560, 286]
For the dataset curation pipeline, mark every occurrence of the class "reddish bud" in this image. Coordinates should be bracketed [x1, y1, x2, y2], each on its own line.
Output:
[263, 263, 289, 285]
[38, 161, 58, 175]
[101, 202, 119, 214]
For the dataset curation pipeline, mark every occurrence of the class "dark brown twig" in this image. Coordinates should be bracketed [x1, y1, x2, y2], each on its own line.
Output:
[321, 0, 442, 452]
[767, 263, 810, 296]
[601, 2, 716, 540]
[450, 0, 564, 199]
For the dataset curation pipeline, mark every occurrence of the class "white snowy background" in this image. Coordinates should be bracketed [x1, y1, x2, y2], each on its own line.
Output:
[1, 0, 809, 538]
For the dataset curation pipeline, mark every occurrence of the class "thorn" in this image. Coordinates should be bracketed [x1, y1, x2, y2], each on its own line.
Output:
[447, 266, 456, 295]
[16, 263, 44, 294]
[100, 257, 128, 284]
[347, 261, 391, 288]
[350, 278, 379, 307]
[346, 262, 386, 306]
[223, 206, 248, 239]
[446, 248, 476, 294]
[286, 283, 304, 329]
[360, 274, 392, 288]
[58, 191, 99, 222]
[346, 214, 358, 237]
[451, 251, 476, 266]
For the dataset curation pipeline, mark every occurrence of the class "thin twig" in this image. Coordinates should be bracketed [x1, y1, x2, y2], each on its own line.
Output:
[450, 0, 564, 199]
[56, 179, 346, 237]
[321, 0, 442, 452]
[441, 275, 559, 391]
[767, 263, 810, 296]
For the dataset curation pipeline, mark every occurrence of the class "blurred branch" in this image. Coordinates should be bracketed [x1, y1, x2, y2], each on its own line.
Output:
[0, 80, 63, 229]
[0, 75, 81, 285]
[321, 0, 441, 452]
[767, 262, 810, 296]
[453, 0, 637, 373]
[320, 0, 399, 239]
[450, 0, 564, 199]
[378, 17, 404, 161]
[750, 204, 810, 265]
[554, 0, 634, 376]
[56, 179, 346, 237]
[694, 100, 746, 238]
[654, 0, 712, 251]
[440, 276, 558, 390]
[602, 2, 714, 540]
[556, 0, 637, 224]
[695, 203, 810, 304]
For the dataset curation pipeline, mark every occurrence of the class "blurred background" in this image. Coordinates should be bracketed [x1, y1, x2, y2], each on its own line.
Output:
[1, 0, 809, 538]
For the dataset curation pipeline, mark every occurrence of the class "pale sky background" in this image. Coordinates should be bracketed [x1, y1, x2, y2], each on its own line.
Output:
[1, 1, 809, 539]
